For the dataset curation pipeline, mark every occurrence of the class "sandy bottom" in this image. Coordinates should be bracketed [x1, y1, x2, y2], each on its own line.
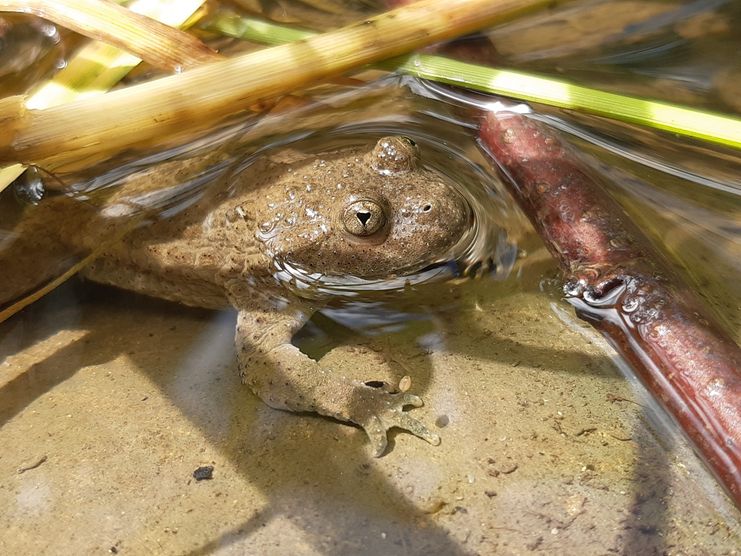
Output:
[1, 262, 738, 555]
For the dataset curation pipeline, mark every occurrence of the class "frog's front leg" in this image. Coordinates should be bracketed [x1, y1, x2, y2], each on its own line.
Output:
[235, 304, 440, 456]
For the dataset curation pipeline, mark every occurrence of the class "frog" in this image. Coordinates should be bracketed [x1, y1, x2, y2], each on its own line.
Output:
[7, 136, 474, 456]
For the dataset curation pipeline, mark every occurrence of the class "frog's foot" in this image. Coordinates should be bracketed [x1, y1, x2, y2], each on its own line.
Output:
[351, 378, 441, 457]
[235, 306, 440, 455]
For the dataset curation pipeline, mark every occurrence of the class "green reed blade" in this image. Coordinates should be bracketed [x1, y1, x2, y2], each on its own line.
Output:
[206, 14, 741, 150]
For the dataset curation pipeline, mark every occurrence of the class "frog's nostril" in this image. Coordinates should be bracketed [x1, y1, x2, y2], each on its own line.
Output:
[422, 204, 432, 212]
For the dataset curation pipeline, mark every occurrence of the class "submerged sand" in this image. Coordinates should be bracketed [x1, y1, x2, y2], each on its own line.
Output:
[0, 254, 738, 555]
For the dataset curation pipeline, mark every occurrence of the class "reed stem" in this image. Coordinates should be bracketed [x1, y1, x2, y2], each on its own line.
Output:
[0, 0, 562, 168]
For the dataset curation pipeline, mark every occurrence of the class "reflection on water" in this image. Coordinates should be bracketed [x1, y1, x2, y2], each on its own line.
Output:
[0, 14, 64, 96]
[486, 0, 741, 112]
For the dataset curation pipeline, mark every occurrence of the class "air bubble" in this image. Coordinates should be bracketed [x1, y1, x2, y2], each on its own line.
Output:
[259, 220, 275, 233]
[621, 296, 640, 312]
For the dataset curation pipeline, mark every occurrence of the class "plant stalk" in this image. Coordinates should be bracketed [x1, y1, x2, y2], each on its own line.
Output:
[0, 0, 562, 168]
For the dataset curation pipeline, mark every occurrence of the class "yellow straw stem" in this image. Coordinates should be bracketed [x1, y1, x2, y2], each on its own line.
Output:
[0, 0, 562, 168]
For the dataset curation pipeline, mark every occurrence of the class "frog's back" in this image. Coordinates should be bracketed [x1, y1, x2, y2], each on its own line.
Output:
[81, 159, 282, 309]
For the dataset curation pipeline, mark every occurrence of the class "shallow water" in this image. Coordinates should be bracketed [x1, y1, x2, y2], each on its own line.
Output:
[1, 1, 740, 554]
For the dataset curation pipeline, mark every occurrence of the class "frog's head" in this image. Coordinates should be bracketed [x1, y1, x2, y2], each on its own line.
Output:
[255, 136, 471, 281]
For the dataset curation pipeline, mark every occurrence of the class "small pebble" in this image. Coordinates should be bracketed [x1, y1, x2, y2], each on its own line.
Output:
[193, 465, 214, 481]
[435, 415, 450, 428]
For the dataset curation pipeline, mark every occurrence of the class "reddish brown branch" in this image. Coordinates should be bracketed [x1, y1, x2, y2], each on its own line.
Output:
[478, 110, 741, 505]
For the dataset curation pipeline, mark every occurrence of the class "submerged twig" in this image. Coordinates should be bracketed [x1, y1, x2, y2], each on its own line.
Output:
[0, 0, 562, 168]
[0, 0, 217, 70]
[17, 455, 48, 474]
[0, 251, 97, 323]
[479, 109, 741, 506]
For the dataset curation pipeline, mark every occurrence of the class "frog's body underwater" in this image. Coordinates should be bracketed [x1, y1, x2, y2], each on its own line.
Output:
[50, 137, 474, 455]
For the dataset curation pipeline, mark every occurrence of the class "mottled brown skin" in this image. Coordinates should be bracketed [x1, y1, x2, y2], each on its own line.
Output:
[479, 111, 741, 506]
[78, 137, 470, 456]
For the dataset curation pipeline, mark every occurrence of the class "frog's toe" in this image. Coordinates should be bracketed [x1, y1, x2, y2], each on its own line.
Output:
[401, 392, 423, 408]
[365, 414, 389, 457]
[393, 412, 441, 447]
[357, 381, 440, 457]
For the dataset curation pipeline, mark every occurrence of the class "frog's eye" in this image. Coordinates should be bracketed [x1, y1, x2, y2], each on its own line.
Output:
[371, 136, 419, 175]
[342, 199, 386, 237]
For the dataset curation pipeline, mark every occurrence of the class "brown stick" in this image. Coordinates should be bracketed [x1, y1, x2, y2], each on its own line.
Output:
[478, 110, 741, 506]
